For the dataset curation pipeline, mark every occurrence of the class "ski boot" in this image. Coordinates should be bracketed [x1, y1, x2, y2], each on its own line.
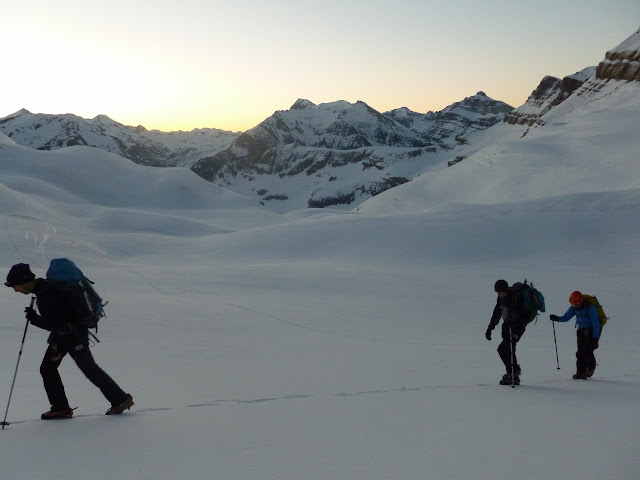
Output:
[106, 394, 134, 415]
[41, 407, 74, 420]
[500, 373, 520, 385]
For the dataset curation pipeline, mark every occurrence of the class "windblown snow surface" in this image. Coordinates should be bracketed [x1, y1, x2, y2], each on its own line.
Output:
[0, 79, 639, 479]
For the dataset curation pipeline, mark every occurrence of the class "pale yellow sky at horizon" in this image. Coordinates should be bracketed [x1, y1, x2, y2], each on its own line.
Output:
[2, 1, 639, 132]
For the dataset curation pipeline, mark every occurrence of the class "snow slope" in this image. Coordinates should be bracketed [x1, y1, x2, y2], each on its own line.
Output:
[359, 79, 640, 213]
[0, 78, 639, 480]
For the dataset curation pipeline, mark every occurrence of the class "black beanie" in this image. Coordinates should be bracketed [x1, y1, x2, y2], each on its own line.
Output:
[5, 263, 35, 287]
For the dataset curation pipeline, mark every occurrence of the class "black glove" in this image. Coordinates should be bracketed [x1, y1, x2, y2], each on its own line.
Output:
[25, 306, 39, 322]
[550, 314, 558, 321]
[485, 328, 492, 341]
[593, 338, 599, 350]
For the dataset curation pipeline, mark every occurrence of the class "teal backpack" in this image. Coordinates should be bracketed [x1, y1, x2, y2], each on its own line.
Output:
[512, 280, 546, 323]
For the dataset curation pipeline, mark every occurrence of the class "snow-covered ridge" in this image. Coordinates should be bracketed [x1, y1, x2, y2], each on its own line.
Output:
[3, 28, 640, 214]
[385, 91, 512, 137]
[191, 92, 512, 211]
[360, 72, 640, 215]
[0, 110, 240, 168]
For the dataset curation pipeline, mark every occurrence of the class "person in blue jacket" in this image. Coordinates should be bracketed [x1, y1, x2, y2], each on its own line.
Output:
[550, 290, 600, 380]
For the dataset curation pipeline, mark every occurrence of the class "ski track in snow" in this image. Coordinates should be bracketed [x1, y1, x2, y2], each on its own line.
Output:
[2, 215, 55, 268]
[121, 270, 426, 345]
[127, 268, 174, 295]
[225, 302, 424, 345]
[4, 374, 638, 427]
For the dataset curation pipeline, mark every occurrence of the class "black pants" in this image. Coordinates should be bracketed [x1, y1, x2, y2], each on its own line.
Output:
[497, 323, 526, 374]
[576, 328, 597, 374]
[40, 331, 127, 410]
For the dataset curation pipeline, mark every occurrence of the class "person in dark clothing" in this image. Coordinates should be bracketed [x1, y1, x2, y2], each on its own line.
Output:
[550, 290, 601, 380]
[5, 263, 133, 419]
[485, 279, 529, 385]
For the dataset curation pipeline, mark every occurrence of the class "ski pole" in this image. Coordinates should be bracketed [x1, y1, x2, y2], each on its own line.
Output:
[552, 320, 560, 370]
[509, 326, 516, 388]
[1, 296, 35, 429]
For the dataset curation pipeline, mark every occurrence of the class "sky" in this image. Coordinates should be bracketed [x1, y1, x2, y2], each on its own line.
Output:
[2, 0, 639, 132]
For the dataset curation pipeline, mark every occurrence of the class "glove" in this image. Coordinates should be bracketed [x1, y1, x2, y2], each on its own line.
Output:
[25, 306, 39, 322]
[593, 338, 599, 350]
[485, 328, 492, 341]
[550, 314, 558, 321]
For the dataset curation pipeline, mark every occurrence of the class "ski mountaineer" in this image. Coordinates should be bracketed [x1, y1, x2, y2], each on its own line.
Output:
[550, 291, 601, 380]
[5, 263, 133, 419]
[485, 279, 529, 385]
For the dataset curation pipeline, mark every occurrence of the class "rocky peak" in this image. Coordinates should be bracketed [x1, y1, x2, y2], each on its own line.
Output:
[92, 114, 120, 125]
[504, 28, 640, 128]
[0, 109, 32, 125]
[596, 27, 640, 81]
[439, 91, 513, 118]
[385, 92, 512, 144]
[504, 68, 594, 126]
[291, 98, 316, 110]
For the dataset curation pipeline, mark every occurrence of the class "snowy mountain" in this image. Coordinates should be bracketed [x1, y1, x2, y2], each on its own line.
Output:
[1, 28, 640, 480]
[0, 93, 512, 212]
[385, 91, 512, 140]
[191, 93, 512, 211]
[0, 110, 240, 167]
[359, 28, 640, 213]
[2, 29, 639, 213]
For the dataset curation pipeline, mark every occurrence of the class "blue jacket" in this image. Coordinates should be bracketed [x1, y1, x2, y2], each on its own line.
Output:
[556, 303, 600, 339]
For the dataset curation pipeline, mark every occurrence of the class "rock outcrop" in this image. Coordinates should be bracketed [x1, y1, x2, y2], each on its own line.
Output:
[596, 27, 640, 81]
[506, 28, 640, 128]
[504, 69, 594, 127]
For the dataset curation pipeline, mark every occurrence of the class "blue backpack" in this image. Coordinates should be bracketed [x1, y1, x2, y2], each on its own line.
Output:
[512, 280, 546, 324]
[46, 258, 106, 331]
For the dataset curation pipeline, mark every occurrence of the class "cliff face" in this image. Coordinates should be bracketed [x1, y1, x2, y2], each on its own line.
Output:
[505, 28, 640, 128]
[596, 27, 640, 81]
[503, 69, 593, 127]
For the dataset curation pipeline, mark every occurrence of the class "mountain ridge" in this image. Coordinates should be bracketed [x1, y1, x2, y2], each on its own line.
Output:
[2, 28, 639, 212]
[0, 110, 240, 168]
[190, 92, 513, 211]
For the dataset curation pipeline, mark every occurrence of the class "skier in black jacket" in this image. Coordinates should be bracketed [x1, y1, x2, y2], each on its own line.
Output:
[5, 263, 133, 419]
[485, 279, 529, 385]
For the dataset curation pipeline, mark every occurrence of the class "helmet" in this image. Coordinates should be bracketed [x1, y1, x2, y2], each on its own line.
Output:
[494, 279, 509, 293]
[569, 291, 584, 306]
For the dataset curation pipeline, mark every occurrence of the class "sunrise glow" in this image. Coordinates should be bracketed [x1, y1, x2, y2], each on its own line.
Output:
[2, 1, 639, 132]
